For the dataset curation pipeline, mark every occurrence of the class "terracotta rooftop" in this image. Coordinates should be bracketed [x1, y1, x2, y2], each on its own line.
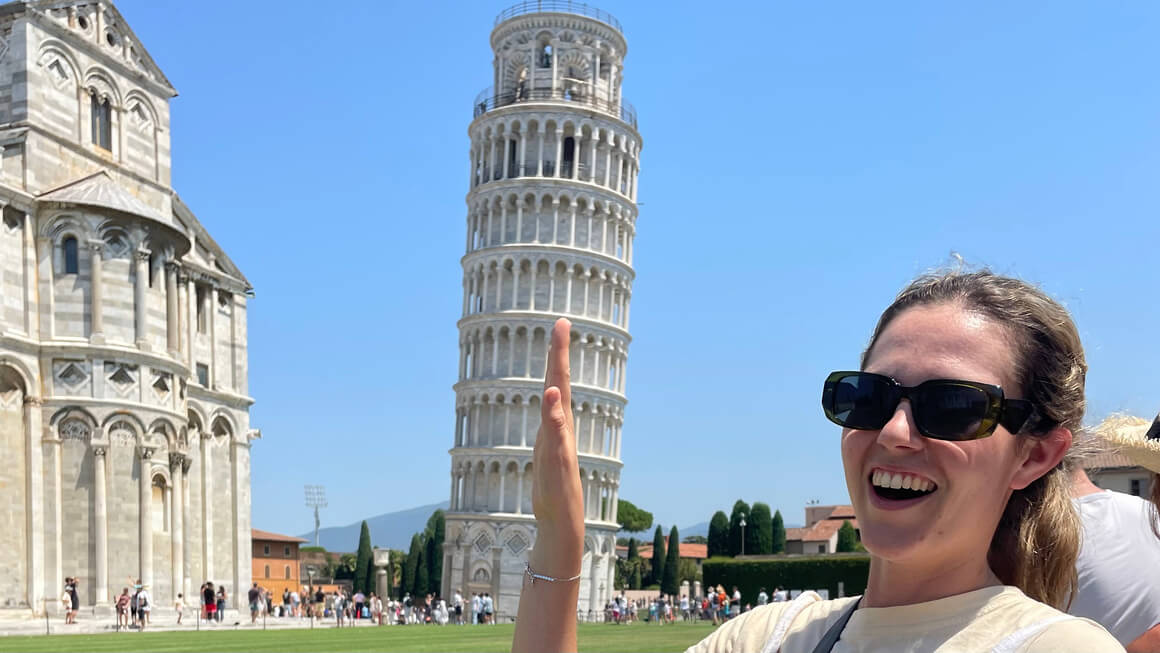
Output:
[252, 529, 308, 544]
[633, 537, 708, 560]
[787, 517, 859, 543]
[827, 506, 857, 520]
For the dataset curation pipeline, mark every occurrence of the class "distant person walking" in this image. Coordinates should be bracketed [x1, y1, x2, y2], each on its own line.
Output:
[248, 583, 262, 623]
[202, 582, 216, 621]
[215, 585, 227, 622]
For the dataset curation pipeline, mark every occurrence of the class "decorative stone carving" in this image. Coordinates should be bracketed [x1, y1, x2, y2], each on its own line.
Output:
[92, 446, 106, 457]
[168, 452, 185, 470]
[59, 419, 90, 441]
[108, 421, 135, 446]
[139, 446, 155, 460]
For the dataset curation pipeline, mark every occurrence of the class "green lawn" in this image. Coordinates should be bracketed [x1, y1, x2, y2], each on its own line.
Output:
[2, 622, 716, 652]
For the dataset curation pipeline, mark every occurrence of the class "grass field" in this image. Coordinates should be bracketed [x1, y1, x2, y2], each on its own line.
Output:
[2, 622, 717, 652]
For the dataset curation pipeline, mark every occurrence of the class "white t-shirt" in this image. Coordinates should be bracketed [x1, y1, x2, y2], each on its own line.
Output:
[137, 589, 151, 612]
[1070, 490, 1160, 646]
[688, 586, 1122, 653]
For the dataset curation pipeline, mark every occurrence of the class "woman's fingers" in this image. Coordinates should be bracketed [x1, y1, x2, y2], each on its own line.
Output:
[544, 318, 574, 427]
[533, 319, 584, 533]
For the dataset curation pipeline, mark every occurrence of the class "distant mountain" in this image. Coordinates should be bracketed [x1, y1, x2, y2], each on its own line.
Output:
[680, 521, 709, 538]
[300, 501, 449, 552]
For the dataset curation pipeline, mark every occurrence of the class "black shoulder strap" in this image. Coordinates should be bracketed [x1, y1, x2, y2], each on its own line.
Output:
[809, 598, 861, 653]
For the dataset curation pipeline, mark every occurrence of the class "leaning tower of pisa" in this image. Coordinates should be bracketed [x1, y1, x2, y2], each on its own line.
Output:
[444, 2, 641, 620]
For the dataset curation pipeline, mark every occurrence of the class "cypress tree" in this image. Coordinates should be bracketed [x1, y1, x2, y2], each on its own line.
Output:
[650, 525, 666, 586]
[750, 502, 773, 555]
[771, 509, 787, 554]
[707, 511, 729, 557]
[426, 510, 445, 596]
[365, 550, 379, 598]
[837, 520, 858, 553]
[415, 540, 430, 596]
[728, 500, 751, 556]
[661, 526, 680, 597]
[354, 521, 373, 594]
[627, 537, 639, 560]
[631, 563, 642, 590]
[404, 533, 422, 595]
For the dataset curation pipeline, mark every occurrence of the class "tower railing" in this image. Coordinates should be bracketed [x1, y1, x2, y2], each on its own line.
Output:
[494, 1, 622, 33]
[473, 86, 638, 129]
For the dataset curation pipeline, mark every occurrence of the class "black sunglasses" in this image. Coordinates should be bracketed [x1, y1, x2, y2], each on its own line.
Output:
[822, 371, 1038, 441]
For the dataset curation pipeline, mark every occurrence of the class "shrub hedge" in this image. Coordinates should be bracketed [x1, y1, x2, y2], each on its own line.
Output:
[702, 554, 870, 602]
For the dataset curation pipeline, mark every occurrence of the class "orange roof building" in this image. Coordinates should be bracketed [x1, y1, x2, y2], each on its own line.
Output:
[787, 505, 860, 555]
[252, 529, 308, 604]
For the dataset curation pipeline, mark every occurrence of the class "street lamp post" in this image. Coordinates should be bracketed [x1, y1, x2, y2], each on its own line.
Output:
[740, 513, 747, 556]
[306, 565, 316, 629]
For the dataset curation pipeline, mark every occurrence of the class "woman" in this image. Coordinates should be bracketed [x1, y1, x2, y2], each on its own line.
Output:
[512, 270, 1123, 652]
[215, 584, 227, 622]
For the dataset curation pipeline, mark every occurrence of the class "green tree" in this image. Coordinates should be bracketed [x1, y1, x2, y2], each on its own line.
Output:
[650, 525, 666, 586]
[365, 549, 379, 598]
[683, 535, 708, 544]
[750, 503, 773, 555]
[425, 510, 445, 596]
[662, 526, 680, 596]
[626, 537, 639, 560]
[707, 511, 730, 557]
[631, 563, 642, 590]
[617, 499, 654, 533]
[415, 540, 430, 595]
[772, 510, 787, 554]
[677, 558, 700, 586]
[353, 521, 373, 594]
[729, 500, 751, 556]
[335, 553, 357, 580]
[837, 520, 858, 553]
[403, 533, 422, 595]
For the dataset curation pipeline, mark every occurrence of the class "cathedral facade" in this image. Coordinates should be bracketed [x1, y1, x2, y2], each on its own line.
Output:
[0, 1, 255, 615]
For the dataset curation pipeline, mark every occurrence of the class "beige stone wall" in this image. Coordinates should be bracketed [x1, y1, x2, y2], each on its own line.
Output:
[0, 400, 27, 607]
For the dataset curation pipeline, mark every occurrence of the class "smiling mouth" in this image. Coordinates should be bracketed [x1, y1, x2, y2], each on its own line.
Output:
[869, 469, 938, 501]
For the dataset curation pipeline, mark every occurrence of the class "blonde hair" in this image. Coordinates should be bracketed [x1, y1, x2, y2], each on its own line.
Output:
[863, 268, 1086, 609]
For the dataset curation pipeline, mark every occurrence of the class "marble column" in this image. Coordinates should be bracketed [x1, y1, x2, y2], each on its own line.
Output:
[170, 453, 185, 603]
[138, 446, 154, 588]
[88, 241, 104, 342]
[165, 262, 179, 354]
[134, 249, 149, 349]
[208, 286, 217, 388]
[93, 446, 109, 604]
[515, 467, 523, 515]
[24, 397, 44, 613]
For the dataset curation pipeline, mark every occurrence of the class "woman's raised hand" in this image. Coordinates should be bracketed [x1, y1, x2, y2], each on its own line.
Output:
[531, 318, 585, 559]
[513, 318, 584, 653]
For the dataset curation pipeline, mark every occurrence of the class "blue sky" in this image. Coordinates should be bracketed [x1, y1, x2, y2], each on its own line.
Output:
[117, 1, 1160, 540]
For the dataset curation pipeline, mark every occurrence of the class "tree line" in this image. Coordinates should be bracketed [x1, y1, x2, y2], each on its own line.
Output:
[707, 500, 787, 557]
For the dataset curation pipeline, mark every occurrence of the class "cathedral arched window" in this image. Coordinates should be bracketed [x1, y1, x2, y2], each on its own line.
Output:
[62, 236, 79, 274]
[90, 91, 112, 151]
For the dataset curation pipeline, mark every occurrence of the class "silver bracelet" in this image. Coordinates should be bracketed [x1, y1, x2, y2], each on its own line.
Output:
[524, 563, 582, 586]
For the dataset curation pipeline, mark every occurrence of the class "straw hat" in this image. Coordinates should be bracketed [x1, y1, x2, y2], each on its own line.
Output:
[1092, 413, 1160, 474]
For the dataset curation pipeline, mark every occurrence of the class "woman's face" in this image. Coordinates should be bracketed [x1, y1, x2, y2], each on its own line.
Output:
[842, 303, 1042, 571]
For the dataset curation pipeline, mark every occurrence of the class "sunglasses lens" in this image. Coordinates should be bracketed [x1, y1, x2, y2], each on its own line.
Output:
[828, 373, 894, 430]
[913, 384, 990, 440]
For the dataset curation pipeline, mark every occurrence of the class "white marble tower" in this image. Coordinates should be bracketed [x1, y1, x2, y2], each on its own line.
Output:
[444, 2, 641, 620]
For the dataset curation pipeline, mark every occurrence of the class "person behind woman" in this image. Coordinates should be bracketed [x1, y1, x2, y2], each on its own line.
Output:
[512, 270, 1124, 652]
[1069, 413, 1160, 652]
